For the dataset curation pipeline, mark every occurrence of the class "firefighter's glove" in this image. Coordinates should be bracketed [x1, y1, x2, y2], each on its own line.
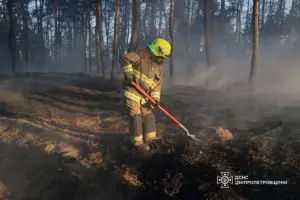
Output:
[153, 100, 160, 107]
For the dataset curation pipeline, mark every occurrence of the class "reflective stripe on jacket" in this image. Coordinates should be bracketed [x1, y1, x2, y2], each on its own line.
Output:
[119, 48, 163, 104]
[123, 89, 147, 104]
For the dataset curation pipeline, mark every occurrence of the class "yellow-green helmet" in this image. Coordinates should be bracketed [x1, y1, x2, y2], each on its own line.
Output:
[148, 38, 171, 59]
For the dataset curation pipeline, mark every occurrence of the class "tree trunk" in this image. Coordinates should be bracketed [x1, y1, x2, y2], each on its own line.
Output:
[21, 1, 30, 72]
[123, 3, 129, 50]
[96, 0, 106, 76]
[162, 1, 168, 38]
[298, 0, 300, 36]
[129, 0, 140, 51]
[149, 3, 156, 39]
[87, 2, 92, 73]
[53, 0, 58, 65]
[80, 7, 86, 72]
[120, 2, 129, 60]
[110, 0, 120, 81]
[158, 1, 163, 35]
[83, 0, 88, 73]
[46, 18, 50, 57]
[249, 0, 260, 83]
[221, 0, 225, 33]
[39, 0, 45, 62]
[1, 0, 6, 20]
[235, 0, 242, 42]
[280, 0, 285, 27]
[104, 1, 112, 55]
[203, 0, 214, 68]
[39, 0, 44, 38]
[269, 0, 273, 17]
[57, 9, 62, 62]
[195, 3, 201, 53]
[261, 0, 265, 28]
[219, 0, 225, 46]
[95, 25, 100, 74]
[298, 0, 300, 20]
[142, 1, 149, 41]
[189, 0, 196, 34]
[126, 11, 130, 47]
[169, 0, 174, 80]
[51, 24, 54, 58]
[186, 0, 192, 52]
[244, 0, 250, 42]
[221, 0, 225, 13]
[35, 0, 39, 33]
[67, 18, 72, 57]
[6, 0, 16, 73]
[73, 14, 78, 50]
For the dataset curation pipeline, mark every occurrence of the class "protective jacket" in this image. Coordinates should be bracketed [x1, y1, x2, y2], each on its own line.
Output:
[120, 48, 163, 105]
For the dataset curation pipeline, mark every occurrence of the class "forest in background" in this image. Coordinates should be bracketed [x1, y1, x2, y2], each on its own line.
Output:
[0, 0, 299, 82]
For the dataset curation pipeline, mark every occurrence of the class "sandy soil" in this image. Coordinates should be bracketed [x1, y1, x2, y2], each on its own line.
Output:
[0, 73, 299, 200]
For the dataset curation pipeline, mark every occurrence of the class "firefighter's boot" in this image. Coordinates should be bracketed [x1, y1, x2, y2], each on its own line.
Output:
[129, 114, 150, 151]
[143, 113, 161, 143]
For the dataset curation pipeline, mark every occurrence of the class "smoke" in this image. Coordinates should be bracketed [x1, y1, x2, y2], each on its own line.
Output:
[166, 39, 300, 124]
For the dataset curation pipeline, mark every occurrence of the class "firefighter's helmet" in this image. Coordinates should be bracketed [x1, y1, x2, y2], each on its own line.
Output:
[148, 38, 171, 59]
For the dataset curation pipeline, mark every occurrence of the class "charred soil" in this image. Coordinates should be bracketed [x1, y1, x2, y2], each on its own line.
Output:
[0, 73, 299, 200]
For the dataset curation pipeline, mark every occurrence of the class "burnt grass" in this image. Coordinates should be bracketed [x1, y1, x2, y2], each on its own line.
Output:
[0, 73, 300, 200]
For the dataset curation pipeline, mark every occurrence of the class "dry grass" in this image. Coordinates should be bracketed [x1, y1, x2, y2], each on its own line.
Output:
[87, 152, 104, 167]
[122, 165, 141, 187]
[215, 127, 234, 142]
[73, 116, 101, 132]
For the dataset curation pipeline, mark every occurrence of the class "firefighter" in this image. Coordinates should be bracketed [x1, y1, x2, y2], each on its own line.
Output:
[119, 38, 171, 151]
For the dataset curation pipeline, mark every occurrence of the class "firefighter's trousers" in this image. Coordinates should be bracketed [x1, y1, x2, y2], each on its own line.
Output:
[124, 97, 157, 145]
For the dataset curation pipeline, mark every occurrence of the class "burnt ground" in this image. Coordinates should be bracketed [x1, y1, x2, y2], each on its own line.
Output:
[0, 73, 300, 200]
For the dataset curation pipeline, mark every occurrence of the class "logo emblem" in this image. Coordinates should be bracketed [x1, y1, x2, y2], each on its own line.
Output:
[217, 172, 234, 188]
